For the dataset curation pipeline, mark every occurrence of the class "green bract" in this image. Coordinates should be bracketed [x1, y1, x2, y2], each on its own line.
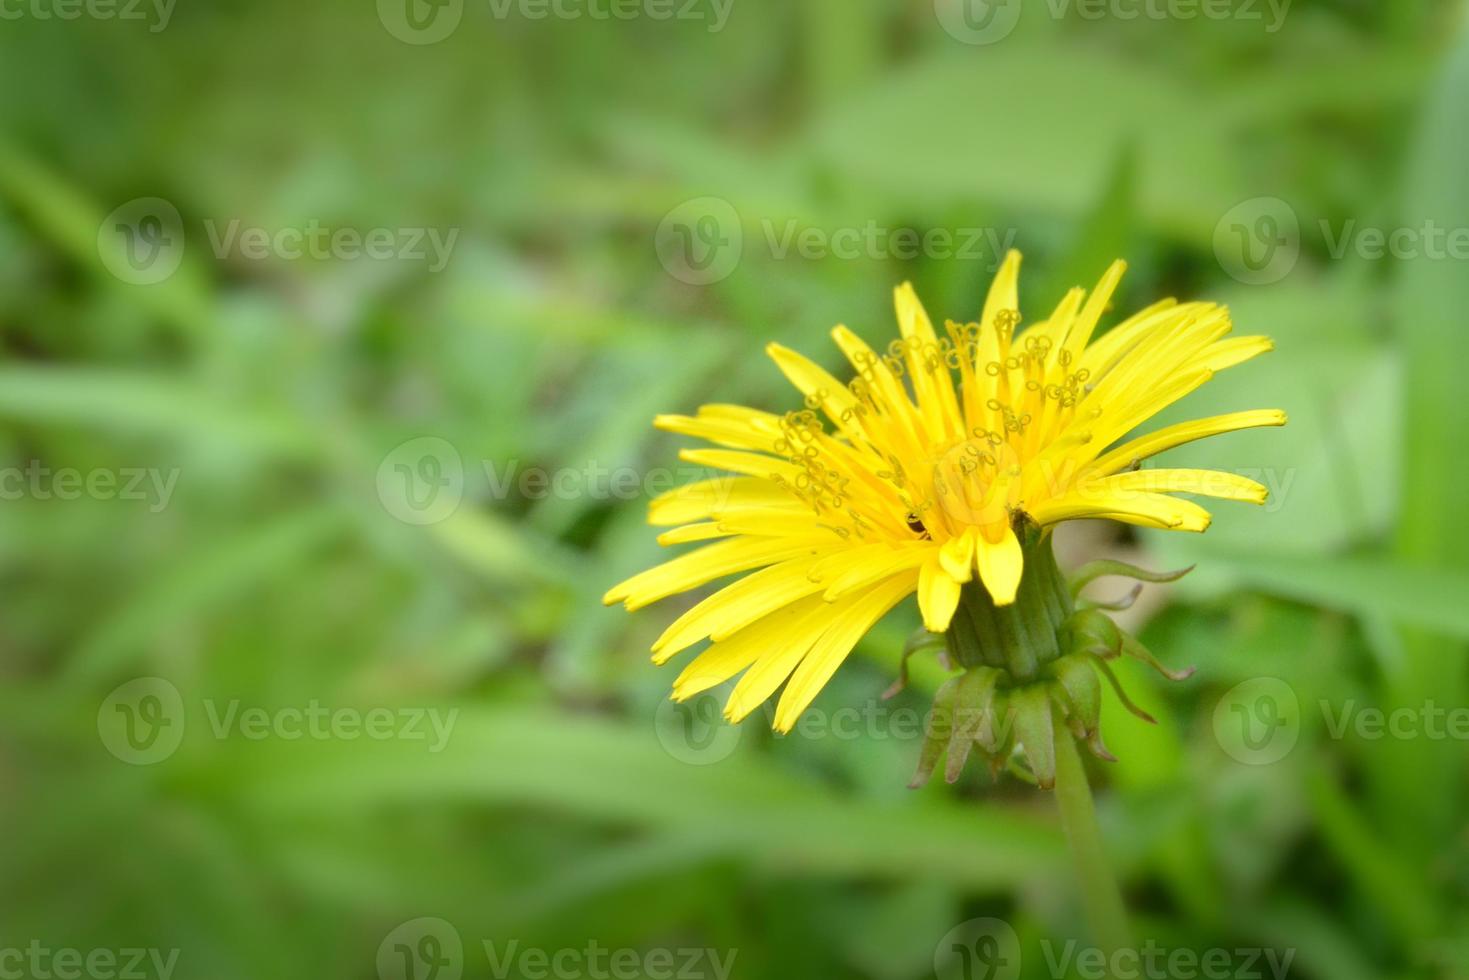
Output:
[904, 524, 1194, 789]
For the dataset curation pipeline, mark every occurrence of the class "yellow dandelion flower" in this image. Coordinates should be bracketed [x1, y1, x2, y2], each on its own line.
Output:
[606, 252, 1285, 742]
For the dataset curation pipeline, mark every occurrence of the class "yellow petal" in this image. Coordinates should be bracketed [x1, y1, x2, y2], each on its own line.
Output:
[670, 594, 827, 701]
[1089, 369, 1216, 450]
[1188, 335, 1274, 373]
[976, 526, 1023, 606]
[1028, 492, 1213, 532]
[829, 324, 927, 456]
[647, 477, 791, 526]
[980, 250, 1021, 330]
[771, 571, 918, 733]
[821, 543, 930, 600]
[658, 509, 854, 545]
[678, 448, 805, 484]
[938, 528, 976, 583]
[1076, 298, 1189, 380]
[917, 557, 962, 632]
[654, 412, 779, 452]
[721, 605, 839, 723]
[1089, 409, 1287, 475]
[895, 282, 963, 441]
[1088, 468, 1269, 504]
[651, 554, 832, 663]
[1026, 287, 1083, 349]
[1061, 259, 1127, 358]
[764, 343, 867, 442]
[655, 522, 730, 546]
[604, 537, 823, 610]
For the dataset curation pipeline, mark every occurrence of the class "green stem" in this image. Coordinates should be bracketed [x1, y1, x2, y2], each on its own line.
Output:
[1051, 712, 1131, 955]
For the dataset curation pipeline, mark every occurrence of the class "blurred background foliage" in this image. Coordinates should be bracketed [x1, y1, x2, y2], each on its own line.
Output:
[3, 0, 1469, 977]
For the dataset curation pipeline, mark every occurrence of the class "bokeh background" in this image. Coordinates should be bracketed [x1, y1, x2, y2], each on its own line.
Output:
[4, 0, 1469, 977]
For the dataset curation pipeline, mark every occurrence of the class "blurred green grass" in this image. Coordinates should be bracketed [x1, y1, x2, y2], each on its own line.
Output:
[2, 0, 1469, 978]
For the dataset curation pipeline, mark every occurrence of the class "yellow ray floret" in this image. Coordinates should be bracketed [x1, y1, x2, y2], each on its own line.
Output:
[608, 253, 1286, 731]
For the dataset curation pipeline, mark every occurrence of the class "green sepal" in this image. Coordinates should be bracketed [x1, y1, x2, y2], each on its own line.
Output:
[884, 628, 948, 699]
[1076, 582, 1142, 612]
[1050, 652, 1102, 737]
[1086, 651, 1157, 725]
[1009, 685, 1057, 790]
[945, 667, 1004, 783]
[1069, 559, 1194, 597]
[1121, 633, 1195, 682]
[1061, 607, 1123, 658]
[909, 677, 959, 788]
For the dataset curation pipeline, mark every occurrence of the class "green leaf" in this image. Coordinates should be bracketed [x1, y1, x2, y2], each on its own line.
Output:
[1204, 549, 1469, 641]
[215, 706, 1064, 890]
[65, 506, 350, 683]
